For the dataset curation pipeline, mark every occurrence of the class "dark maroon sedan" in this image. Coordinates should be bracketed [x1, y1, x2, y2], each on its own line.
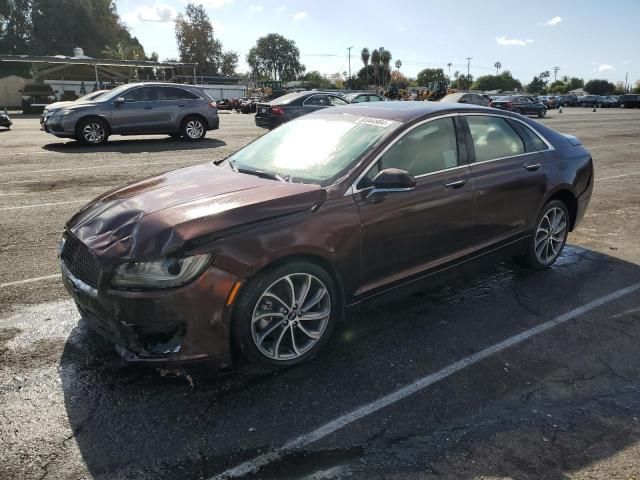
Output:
[60, 102, 593, 368]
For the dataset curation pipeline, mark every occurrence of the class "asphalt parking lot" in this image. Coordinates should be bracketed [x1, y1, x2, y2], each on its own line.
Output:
[1, 108, 640, 480]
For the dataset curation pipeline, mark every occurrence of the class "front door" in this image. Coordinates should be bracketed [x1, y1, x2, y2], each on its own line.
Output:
[354, 116, 475, 297]
[110, 86, 159, 133]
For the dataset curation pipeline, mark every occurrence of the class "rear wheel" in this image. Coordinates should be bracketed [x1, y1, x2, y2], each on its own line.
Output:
[77, 118, 109, 145]
[620, 103, 626, 109]
[233, 261, 339, 367]
[181, 116, 206, 141]
[538, 108, 547, 118]
[516, 200, 570, 269]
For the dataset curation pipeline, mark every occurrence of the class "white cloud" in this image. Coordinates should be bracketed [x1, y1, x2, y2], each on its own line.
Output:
[293, 11, 308, 21]
[539, 16, 562, 26]
[598, 64, 614, 72]
[123, 4, 177, 23]
[399, 26, 407, 32]
[276, 4, 287, 13]
[496, 36, 534, 46]
[191, 0, 235, 8]
[249, 5, 264, 12]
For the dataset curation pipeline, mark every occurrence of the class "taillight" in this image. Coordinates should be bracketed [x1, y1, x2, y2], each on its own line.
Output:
[271, 106, 284, 115]
[489, 102, 495, 107]
[208, 101, 217, 109]
[505, 101, 513, 108]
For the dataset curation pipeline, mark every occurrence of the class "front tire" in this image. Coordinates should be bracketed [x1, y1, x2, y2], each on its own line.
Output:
[517, 200, 570, 270]
[77, 118, 109, 145]
[181, 116, 206, 141]
[538, 108, 547, 118]
[233, 261, 339, 367]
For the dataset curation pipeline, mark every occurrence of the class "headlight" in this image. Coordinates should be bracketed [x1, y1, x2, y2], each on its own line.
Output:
[52, 109, 71, 117]
[111, 254, 212, 289]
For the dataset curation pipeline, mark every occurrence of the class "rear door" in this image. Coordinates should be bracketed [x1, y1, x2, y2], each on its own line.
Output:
[155, 86, 200, 132]
[110, 86, 160, 133]
[462, 114, 551, 246]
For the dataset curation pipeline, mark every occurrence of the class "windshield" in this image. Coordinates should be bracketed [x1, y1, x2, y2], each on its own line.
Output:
[225, 114, 400, 185]
[77, 91, 106, 102]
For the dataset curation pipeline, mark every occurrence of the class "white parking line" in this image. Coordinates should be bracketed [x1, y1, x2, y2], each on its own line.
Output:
[0, 199, 88, 211]
[211, 281, 640, 479]
[0, 158, 198, 177]
[595, 171, 640, 182]
[0, 274, 60, 289]
[588, 142, 639, 150]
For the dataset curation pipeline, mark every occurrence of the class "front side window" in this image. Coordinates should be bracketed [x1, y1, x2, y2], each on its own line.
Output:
[304, 95, 330, 106]
[350, 95, 367, 103]
[330, 96, 349, 106]
[367, 117, 460, 179]
[368, 95, 382, 102]
[122, 87, 156, 102]
[466, 116, 525, 162]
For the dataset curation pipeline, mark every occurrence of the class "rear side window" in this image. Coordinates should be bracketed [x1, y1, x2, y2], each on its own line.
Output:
[368, 95, 382, 102]
[466, 116, 525, 162]
[508, 119, 549, 152]
[330, 96, 349, 106]
[159, 87, 199, 100]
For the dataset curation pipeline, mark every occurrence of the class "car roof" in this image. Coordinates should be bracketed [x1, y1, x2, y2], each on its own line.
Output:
[315, 101, 494, 123]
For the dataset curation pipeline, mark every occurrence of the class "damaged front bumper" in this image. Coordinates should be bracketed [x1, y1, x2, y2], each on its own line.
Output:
[61, 259, 241, 368]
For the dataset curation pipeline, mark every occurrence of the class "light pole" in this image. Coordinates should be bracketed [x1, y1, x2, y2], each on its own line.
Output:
[347, 46, 353, 90]
[465, 57, 473, 91]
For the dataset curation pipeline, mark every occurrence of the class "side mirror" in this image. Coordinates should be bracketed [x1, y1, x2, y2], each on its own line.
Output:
[18, 89, 23, 93]
[114, 97, 125, 106]
[367, 168, 416, 198]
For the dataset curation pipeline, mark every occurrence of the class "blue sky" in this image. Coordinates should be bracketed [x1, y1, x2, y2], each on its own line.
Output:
[118, 0, 639, 85]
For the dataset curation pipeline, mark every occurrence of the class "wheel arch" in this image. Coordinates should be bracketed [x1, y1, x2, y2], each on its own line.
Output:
[75, 115, 111, 135]
[545, 188, 578, 231]
[181, 113, 209, 130]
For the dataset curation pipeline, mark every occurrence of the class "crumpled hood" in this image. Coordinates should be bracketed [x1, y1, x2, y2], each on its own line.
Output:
[67, 163, 322, 263]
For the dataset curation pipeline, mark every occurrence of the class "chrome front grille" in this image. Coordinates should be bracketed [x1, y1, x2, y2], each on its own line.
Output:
[61, 235, 102, 289]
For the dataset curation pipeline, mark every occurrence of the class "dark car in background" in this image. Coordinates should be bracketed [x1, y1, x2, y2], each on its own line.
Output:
[490, 95, 547, 117]
[555, 94, 579, 107]
[344, 92, 386, 103]
[254, 91, 349, 129]
[618, 94, 640, 108]
[21, 84, 58, 113]
[578, 95, 605, 108]
[538, 95, 558, 109]
[43, 82, 219, 145]
[59, 102, 592, 368]
[0, 110, 11, 129]
[440, 92, 490, 106]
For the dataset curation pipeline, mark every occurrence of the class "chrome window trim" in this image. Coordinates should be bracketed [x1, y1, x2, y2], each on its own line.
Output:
[345, 113, 462, 195]
[344, 111, 556, 196]
[302, 94, 329, 107]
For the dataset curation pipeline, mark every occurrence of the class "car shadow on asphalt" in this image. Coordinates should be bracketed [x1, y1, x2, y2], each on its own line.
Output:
[59, 247, 640, 479]
[41, 137, 227, 154]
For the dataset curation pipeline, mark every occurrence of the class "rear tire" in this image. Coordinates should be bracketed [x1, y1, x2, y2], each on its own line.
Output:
[516, 200, 570, 270]
[232, 261, 339, 368]
[181, 116, 206, 141]
[538, 108, 546, 118]
[76, 118, 109, 145]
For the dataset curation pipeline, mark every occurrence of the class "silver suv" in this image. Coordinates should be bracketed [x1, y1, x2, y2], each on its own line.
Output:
[43, 83, 220, 145]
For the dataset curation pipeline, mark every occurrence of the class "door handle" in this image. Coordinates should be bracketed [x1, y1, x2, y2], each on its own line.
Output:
[524, 163, 541, 171]
[444, 179, 467, 189]
[178, 104, 187, 108]
[144, 106, 153, 110]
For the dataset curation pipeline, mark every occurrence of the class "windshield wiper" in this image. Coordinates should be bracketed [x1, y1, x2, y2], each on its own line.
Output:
[237, 167, 286, 182]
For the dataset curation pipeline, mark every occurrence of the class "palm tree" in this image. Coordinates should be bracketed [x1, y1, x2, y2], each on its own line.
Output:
[371, 49, 381, 87]
[494, 61, 502, 75]
[395, 59, 402, 71]
[361, 48, 370, 87]
[447, 62, 452, 78]
[380, 48, 392, 88]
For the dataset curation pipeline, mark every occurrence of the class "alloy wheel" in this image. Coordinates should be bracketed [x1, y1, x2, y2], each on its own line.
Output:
[83, 122, 105, 144]
[251, 273, 331, 361]
[534, 207, 567, 264]
[185, 120, 204, 139]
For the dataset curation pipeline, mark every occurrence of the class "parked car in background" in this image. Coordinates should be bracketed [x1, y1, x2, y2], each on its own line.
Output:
[21, 84, 58, 113]
[538, 95, 557, 109]
[41, 90, 108, 129]
[555, 94, 579, 107]
[344, 92, 386, 103]
[618, 94, 640, 108]
[600, 96, 618, 108]
[490, 96, 547, 117]
[578, 95, 605, 108]
[0, 110, 11, 129]
[216, 99, 233, 110]
[440, 92, 490, 106]
[240, 97, 261, 114]
[59, 101, 593, 368]
[42, 82, 219, 145]
[255, 91, 350, 129]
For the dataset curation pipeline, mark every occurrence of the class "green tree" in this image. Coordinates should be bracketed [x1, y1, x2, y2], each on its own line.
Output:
[301, 70, 333, 89]
[220, 51, 238, 76]
[380, 48, 392, 87]
[370, 48, 381, 86]
[472, 71, 521, 92]
[246, 33, 305, 82]
[361, 48, 370, 86]
[566, 77, 584, 91]
[584, 79, 615, 95]
[417, 68, 447, 87]
[395, 59, 402, 71]
[0, 0, 32, 53]
[547, 80, 566, 94]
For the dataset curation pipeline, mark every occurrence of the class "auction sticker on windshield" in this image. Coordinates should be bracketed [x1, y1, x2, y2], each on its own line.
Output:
[355, 117, 395, 128]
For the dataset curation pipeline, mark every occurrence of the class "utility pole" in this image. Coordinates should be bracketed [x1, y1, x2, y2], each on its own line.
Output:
[553, 66, 560, 82]
[625, 72, 629, 92]
[465, 57, 473, 91]
[347, 46, 353, 91]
